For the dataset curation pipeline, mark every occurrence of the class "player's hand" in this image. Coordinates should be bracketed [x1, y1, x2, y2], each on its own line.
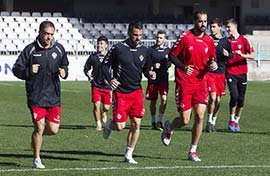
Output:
[208, 61, 218, 71]
[59, 68, 66, 78]
[110, 79, 120, 90]
[149, 70, 156, 80]
[154, 63, 160, 69]
[223, 48, 229, 57]
[235, 50, 242, 57]
[87, 69, 93, 81]
[32, 64, 40, 74]
[184, 65, 194, 75]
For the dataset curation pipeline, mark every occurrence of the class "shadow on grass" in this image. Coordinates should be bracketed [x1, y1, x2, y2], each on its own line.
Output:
[0, 153, 81, 161]
[40, 149, 163, 160]
[0, 162, 21, 167]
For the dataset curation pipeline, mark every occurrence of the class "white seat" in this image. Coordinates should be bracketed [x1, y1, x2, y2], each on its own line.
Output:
[14, 27, 25, 34]
[68, 39, 77, 46]
[53, 33, 61, 40]
[15, 16, 26, 23]
[30, 22, 39, 29]
[53, 12, 62, 17]
[36, 17, 48, 23]
[1, 11, 10, 16]
[64, 43, 74, 52]
[0, 22, 8, 28]
[25, 17, 36, 23]
[0, 33, 7, 39]
[68, 28, 79, 34]
[42, 12, 52, 17]
[32, 12, 41, 17]
[21, 12, 31, 17]
[4, 16, 15, 23]
[25, 28, 36, 35]
[6, 43, 18, 51]
[0, 44, 7, 51]
[12, 39, 24, 45]
[58, 17, 69, 23]
[18, 33, 30, 39]
[84, 43, 95, 52]
[61, 33, 72, 40]
[62, 23, 73, 29]
[72, 33, 83, 40]
[57, 39, 68, 45]
[7, 33, 18, 39]
[46, 17, 58, 23]
[20, 22, 30, 29]
[57, 28, 68, 35]
[1, 38, 12, 44]
[3, 27, 14, 34]
[8, 22, 19, 28]
[17, 42, 26, 51]
[11, 11, 20, 16]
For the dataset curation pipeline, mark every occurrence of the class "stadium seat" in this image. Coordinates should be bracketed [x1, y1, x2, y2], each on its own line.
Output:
[42, 12, 52, 17]
[8, 22, 19, 28]
[0, 11, 10, 16]
[53, 12, 62, 17]
[25, 17, 36, 23]
[11, 11, 20, 16]
[0, 22, 8, 28]
[15, 16, 26, 23]
[4, 16, 15, 23]
[21, 12, 31, 17]
[0, 33, 7, 39]
[58, 17, 69, 24]
[32, 12, 41, 17]
[14, 27, 25, 34]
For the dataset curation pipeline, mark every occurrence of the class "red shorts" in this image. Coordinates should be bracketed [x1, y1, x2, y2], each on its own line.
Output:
[145, 82, 169, 100]
[207, 73, 226, 97]
[175, 81, 208, 112]
[30, 106, 61, 124]
[113, 89, 145, 123]
[91, 87, 112, 105]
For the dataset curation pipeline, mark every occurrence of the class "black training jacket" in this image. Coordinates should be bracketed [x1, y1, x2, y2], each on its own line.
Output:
[12, 38, 69, 107]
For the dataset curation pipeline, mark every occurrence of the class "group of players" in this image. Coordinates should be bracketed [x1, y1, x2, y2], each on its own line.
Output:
[12, 9, 255, 168]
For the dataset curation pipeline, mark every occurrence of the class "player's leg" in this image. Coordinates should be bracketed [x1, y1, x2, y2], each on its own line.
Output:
[30, 107, 47, 169]
[93, 101, 102, 131]
[146, 83, 158, 129]
[226, 74, 239, 131]
[101, 89, 112, 123]
[206, 73, 216, 132]
[234, 74, 247, 131]
[157, 82, 169, 130]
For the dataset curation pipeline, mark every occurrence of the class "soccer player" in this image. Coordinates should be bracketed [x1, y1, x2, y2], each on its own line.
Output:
[84, 36, 112, 131]
[161, 10, 217, 162]
[205, 18, 233, 132]
[12, 21, 69, 169]
[146, 30, 171, 130]
[101, 21, 156, 164]
[225, 18, 255, 132]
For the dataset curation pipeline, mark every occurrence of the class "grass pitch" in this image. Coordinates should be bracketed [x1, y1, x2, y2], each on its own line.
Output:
[0, 81, 269, 176]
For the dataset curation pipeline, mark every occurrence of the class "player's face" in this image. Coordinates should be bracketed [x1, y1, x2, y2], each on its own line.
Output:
[129, 28, 143, 47]
[194, 14, 207, 33]
[97, 40, 107, 53]
[156, 33, 166, 47]
[226, 22, 236, 35]
[39, 26, 54, 48]
[210, 23, 221, 36]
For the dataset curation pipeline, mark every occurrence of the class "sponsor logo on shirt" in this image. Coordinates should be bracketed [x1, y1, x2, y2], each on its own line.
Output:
[205, 47, 208, 53]
[117, 114, 122, 120]
[238, 44, 242, 49]
[189, 46, 193, 51]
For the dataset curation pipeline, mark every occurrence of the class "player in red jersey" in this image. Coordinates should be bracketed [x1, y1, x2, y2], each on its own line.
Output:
[225, 19, 255, 132]
[161, 10, 217, 162]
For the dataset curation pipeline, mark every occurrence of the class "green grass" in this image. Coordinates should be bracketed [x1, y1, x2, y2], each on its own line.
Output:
[0, 81, 270, 176]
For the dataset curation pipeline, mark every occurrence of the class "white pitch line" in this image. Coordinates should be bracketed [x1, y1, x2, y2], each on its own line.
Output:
[1, 165, 270, 173]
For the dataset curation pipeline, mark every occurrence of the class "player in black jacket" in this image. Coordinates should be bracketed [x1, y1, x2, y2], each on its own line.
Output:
[146, 30, 171, 130]
[102, 21, 156, 164]
[205, 18, 233, 132]
[12, 21, 69, 169]
[84, 36, 112, 131]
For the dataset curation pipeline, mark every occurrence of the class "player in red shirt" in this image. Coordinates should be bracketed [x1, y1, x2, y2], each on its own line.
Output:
[161, 10, 217, 162]
[225, 19, 255, 132]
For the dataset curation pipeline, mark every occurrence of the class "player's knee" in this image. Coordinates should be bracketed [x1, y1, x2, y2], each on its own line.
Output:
[229, 95, 238, 107]
[116, 123, 125, 131]
[103, 106, 110, 112]
[181, 117, 190, 126]
[237, 97, 245, 107]
[194, 115, 204, 124]
[161, 96, 167, 105]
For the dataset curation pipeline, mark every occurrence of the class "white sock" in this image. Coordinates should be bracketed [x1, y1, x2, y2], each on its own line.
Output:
[125, 147, 134, 158]
[189, 145, 197, 153]
[235, 116, 240, 123]
[212, 116, 217, 125]
[208, 114, 213, 123]
[158, 113, 164, 122]
[230, 114, 235, 121]
[96, 120, 102, 127]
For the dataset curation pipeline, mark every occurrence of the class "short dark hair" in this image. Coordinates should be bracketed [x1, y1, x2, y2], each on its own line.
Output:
[193, 10, 207, 21]
[210, 18, 223, 27]
[97, 36, 108, 44]
[157, 30, 167, 36]
[128, 20, 143, 33]
[39, 21, 55, 33]
[226, 18, 238, 26]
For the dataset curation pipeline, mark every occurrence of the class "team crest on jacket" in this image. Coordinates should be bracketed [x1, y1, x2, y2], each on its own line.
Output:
[52, 52, 57, 59]
[139, 55, 144, 61]
[205, 47, 208, 53]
